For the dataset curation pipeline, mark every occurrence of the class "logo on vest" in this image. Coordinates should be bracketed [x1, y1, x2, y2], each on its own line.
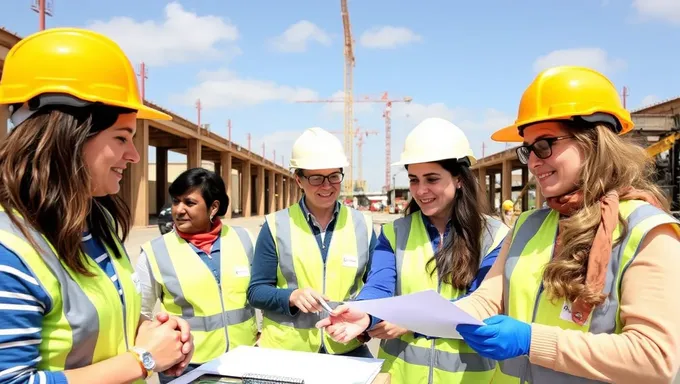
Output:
[342, 255, 358, 268]
[560, 300, 577, 323]
[234, 266, 250, 277]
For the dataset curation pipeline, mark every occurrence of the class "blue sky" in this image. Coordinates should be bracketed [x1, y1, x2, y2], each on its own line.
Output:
[3, 0, 680, 190]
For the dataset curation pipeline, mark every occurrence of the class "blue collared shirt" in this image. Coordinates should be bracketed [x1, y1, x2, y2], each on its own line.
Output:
[247, 197, 377, 316]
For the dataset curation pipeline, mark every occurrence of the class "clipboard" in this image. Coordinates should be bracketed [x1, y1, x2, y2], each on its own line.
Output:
[190, 373, 305, 384]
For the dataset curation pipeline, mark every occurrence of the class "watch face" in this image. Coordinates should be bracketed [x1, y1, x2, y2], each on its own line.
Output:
[142, 353, 155, 369]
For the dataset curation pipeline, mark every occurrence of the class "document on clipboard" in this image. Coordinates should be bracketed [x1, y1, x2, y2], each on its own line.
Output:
[168, 346, 384, 384]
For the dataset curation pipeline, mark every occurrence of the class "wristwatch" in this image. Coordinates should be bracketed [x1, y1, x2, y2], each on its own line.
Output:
[129, 347, 155, 378]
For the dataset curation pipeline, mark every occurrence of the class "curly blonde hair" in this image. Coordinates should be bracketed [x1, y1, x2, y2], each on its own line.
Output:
[541, 124, 669, 307]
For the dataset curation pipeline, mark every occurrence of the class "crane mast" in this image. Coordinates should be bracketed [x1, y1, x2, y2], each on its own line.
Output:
[341, 0, 355, 195]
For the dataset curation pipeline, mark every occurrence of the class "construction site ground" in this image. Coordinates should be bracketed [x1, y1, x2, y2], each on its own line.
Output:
[124, 211, 399, 384]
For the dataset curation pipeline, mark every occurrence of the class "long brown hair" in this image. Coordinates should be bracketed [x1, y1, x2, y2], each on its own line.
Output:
[405, 159, 490, 289]
[542, 124, 669, 306]
[0, 104, 134, 275]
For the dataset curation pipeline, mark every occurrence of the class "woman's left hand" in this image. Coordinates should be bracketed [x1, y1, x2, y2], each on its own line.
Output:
[456, 315, 531, 361]
[154, 312, 195, 376]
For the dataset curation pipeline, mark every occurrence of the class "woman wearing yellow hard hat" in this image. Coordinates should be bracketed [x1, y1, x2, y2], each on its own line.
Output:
[450, 66, 680, 383]
[316, 117, 510, 383]
[0, 28, 194, 383]
[501, 200, 515, 225]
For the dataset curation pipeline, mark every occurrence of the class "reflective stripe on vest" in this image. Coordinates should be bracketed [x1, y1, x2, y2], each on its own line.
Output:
[0, 209, 142, 380]
[259, 203, 372, 354]
[142, 225, 257, 364]
[379, 212, 509, 384]
[496, 200, 680, 384]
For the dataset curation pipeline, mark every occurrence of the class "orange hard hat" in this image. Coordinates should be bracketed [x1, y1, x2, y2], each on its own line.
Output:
[0, 27, 170, 120]
[492, 66, 633, 142]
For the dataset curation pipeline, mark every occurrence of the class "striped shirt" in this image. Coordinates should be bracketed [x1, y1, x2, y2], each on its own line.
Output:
[0, 233, 121, 384]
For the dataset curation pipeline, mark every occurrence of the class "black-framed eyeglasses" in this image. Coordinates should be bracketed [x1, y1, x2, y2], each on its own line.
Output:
[301, 172, 344, 186]
[516, 135, 573, 165]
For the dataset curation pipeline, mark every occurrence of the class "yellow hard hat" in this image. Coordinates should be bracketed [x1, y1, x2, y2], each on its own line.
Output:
[290, 127, 349, 170]
[502, 200, 514, 211]
[492, 66, 633, 142]
[0, 27, 170, 120]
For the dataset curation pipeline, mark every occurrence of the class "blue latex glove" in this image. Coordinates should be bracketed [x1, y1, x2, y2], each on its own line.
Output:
[456, 315, 531, 360]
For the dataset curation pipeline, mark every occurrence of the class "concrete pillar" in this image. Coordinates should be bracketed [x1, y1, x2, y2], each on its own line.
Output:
[283, 178, 290, 208]
[0, 106, 7, 142]
[489, 172, 496, 211]
[214, 162, 221, 177]
[521, 167, 529, 211]
[268, 169, 276, 214]
[241, 161, 252, 217]
[220, 151, 233, 218]
[187, 139, 201, 169]
[276, 174, 284, 210]
[256, 166, 265, 216]
[156, 148, 168, 214]
[477, 166, 487, 203]
[501, 160, 512, 203]
[130, 120, 149, 227]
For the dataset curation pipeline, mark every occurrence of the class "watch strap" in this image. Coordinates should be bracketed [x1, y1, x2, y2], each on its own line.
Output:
[128, 349, 152, 379]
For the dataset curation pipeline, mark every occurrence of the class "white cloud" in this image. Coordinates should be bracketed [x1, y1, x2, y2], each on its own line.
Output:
[171, 69, 318, 108]
[269, 20, 332, 52]
[532, 48, 626, 75]
[359, 26, 422, 49]
[640, 94, 661, 107]
[632, 0, 680, 25]
[87, 2, 240, 66]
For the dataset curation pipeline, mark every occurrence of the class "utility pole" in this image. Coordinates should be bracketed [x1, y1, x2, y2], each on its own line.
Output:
[137, 62, 148, 100]
[482, 142, 486, 158]
[195, 99, 202, 127]
[227, 119, 232, 146]
[31, 0, 53, 31]
[622, 86, 629, 109]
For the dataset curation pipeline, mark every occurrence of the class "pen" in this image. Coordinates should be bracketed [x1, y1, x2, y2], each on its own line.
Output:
[318, 298, 334, 314]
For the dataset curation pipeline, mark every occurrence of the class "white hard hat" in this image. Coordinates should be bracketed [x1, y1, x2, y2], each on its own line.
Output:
[392, 117, 477, 166]
[290, 127, 349, 170]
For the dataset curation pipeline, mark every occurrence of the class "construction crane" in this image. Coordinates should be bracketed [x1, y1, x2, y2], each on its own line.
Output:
[331, 123, 378, 191]
[341, 0, 355, 195]
[296, 92, 413, 193]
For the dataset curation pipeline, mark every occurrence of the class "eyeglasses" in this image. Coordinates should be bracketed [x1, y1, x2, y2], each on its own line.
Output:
[516, 135, 572, 165]
[301, 172, 344, 186]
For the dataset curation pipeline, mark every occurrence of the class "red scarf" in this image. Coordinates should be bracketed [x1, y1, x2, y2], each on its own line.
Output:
[545, 186, 663, 324]
[175, 218, 222, 254]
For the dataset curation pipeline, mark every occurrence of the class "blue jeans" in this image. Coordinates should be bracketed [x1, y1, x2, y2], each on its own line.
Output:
[319, 343, 374, 358]
[158, 363, 200, 384]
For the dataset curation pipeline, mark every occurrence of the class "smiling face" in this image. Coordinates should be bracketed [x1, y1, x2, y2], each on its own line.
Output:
[523, 121, 584, 198]
[82, 113, 140, 197]
[407, 162, 459, 220]
[296, 168, 342, 211]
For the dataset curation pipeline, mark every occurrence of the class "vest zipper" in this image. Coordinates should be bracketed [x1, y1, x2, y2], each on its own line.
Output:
[216, 280, 231, 351]
[320, 258, 327, 352]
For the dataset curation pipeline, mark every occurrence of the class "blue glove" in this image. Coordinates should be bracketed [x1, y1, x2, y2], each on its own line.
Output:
[456, 315, 531, 360]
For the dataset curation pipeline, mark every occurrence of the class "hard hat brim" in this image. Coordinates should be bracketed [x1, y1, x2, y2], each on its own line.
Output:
[137, 104, 172, 120]
[491, 124, 523, 143]
[391, 155, 477, 167]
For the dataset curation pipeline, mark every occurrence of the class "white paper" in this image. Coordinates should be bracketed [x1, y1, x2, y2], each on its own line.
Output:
[168, 346, 384, 384]
[345, 289, 484, 339]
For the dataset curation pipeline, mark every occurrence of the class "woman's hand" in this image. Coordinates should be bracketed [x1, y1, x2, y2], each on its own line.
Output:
[368, 321, 408, 340]
[315, 304, 370, 343]
[289, 288, 330, 313]
[154, 312, 194, 376]
[135, 312, 193, 372]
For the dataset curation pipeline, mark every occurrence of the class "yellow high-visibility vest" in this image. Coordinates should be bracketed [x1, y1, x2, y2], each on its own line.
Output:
[379, 211, 509, 384]
[142, 225, 258, 364]
[494, 200, 679, 383]
[0, 206, 143, 382]
[258, 203, 373, 354]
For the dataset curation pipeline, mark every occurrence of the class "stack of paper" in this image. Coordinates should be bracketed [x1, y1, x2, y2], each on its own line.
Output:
[169, 346, 384, 384]
[344, 289, 483, 339]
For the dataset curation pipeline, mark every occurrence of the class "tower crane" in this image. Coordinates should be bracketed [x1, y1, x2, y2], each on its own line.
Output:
[330, 122, 378, 191]
[296, 92, 413, 192]
[340, 0, 355, 195]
